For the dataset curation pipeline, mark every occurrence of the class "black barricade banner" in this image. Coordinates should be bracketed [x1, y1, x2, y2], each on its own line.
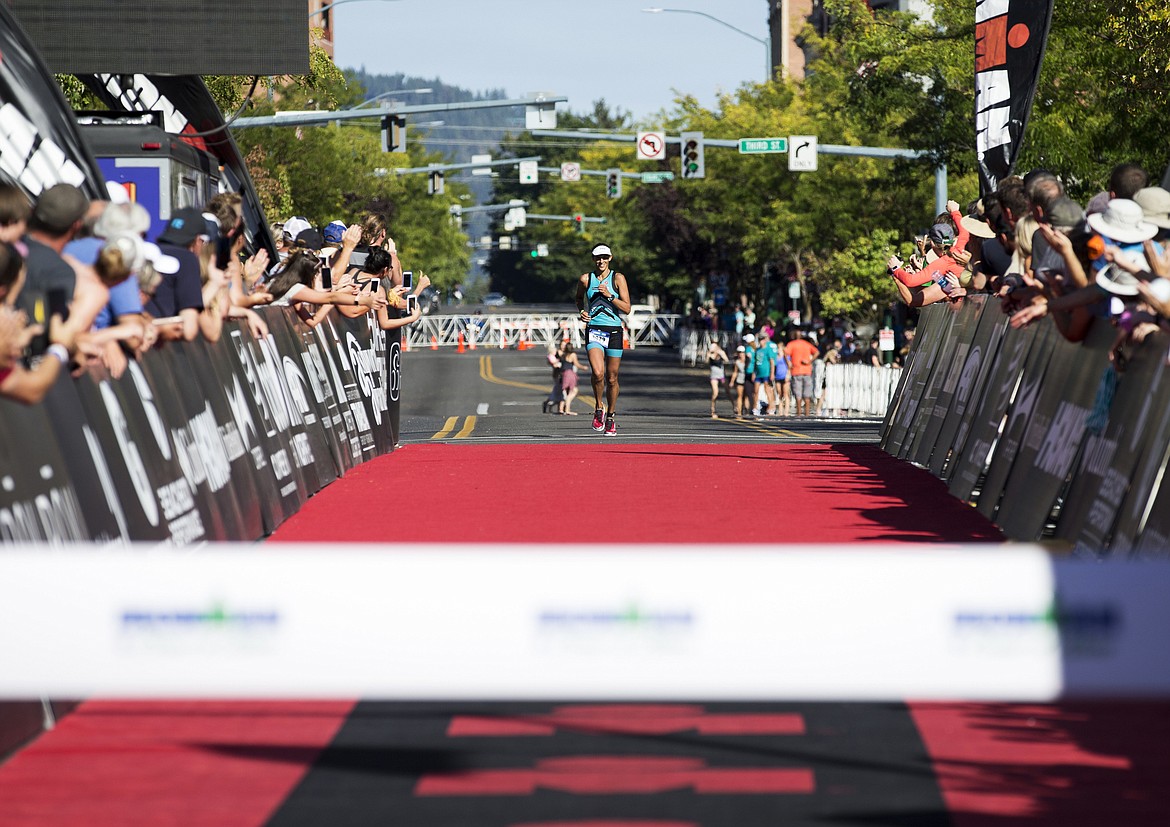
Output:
[903, 305, 967, 462]
[1056, 332, 1170, 553]
[974, 323, 1059, 520]
[209, 324, 291, 534]
[931, 299, 1009, 478]
[994, 321, 1113, 540]
[882, 305, 954, 456]
[975, 0, 1054, 194]
[146, 347, 243, 542]
[41, 371, 128, 544]
[263, 310, 341, 489]
[187, 338, 265, 541]
[910, 298, 986, 468]
[1111, 383, 1170, 549]
[227, 323, 311, 517]
[326, 312, 394, 457]
[947, 320, 1042, 503]
[0, 388, 88, 542]
[108, 357, 212, 545]
[297, 321, 357, 477]
[879, 305, 944, 447]
[386, 326, 402, 448]
[310, 322, 364, 469]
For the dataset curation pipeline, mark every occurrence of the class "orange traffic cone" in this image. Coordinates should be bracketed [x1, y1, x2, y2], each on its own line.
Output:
[457, 332, 465, 353]
[431, 335, 439, 350]
[403, 334, 410, 352]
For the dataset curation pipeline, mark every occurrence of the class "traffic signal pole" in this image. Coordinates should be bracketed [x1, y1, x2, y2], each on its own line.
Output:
[533, 129, 948, 215]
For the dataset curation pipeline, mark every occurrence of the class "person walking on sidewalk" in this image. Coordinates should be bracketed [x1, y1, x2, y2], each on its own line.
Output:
[575, 243, 631, 436]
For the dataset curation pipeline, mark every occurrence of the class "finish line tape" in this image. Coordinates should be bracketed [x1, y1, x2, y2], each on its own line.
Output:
[1, 545, 1168, 700]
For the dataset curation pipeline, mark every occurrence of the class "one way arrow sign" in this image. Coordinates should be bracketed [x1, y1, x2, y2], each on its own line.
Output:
[788, 135, 818, 171]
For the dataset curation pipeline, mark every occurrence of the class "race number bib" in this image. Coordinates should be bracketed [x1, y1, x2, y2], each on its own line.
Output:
[588, 329, 610, 347]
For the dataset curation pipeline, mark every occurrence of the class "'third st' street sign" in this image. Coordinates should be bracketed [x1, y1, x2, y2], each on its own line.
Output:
[738, 137, 788, 154]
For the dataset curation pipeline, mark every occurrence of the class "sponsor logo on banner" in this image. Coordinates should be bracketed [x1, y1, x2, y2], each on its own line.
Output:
[0, 104, 88, 194]
[0, 473, 87, 542]
[120, 600, 281, 653]
[954, 597, 1120, 656]
[346, 329, 384, 425]
[538, 604, 695, 653]
[82, 424, 130, 542]
[388, 341, 401, 403]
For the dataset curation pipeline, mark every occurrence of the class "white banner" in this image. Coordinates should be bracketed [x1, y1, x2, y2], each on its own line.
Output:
[0, 546, 1165, 700]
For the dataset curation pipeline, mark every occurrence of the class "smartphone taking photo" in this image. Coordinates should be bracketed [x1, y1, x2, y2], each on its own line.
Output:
[406, 294, 418, 314]
[402, 270, 413, 290]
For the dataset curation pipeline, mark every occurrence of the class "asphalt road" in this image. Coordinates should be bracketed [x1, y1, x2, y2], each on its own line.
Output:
[399, 346, 883, 446]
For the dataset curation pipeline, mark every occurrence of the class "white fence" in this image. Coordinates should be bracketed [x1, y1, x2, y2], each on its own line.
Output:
[405, 312, 680, 350]
[683, 330, 900, 417]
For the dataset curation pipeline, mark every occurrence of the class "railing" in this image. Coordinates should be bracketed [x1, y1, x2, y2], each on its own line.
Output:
[405, 312, 681, 349]
[682, 329, 900, 417]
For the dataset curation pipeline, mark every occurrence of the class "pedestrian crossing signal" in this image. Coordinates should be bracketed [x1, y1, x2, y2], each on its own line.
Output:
[605, 168, 622, 199]
[680, 130, 704, 179]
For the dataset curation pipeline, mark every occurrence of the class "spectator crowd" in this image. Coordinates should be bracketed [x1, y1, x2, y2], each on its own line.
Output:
[883, 162, 1170, 357]
[0, 181, 431, 405]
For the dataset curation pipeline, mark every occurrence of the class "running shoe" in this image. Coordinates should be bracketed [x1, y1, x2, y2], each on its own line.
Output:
[604, 415, 617, 436]
[592, 409, 605, 432]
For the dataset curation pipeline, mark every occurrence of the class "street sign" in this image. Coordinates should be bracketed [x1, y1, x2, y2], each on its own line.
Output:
[640, 171, 674, 183]
[788, 136, 818, 171]
[525, 95, 557, 130]
[879, 328, 895, 352]
[738, 137, 788, 154]
[472, 154, 492, 175]
[636, 131, 666, 160]
[536, 243, 549, 258]
[519, 160, 538, 184]
[560, 162, 581, 182]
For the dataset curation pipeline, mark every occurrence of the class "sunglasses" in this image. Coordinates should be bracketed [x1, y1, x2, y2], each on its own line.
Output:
[593, 255, 611, 261]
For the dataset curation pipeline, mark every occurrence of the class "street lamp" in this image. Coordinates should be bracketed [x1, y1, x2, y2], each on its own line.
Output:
[350, 88, 433, 109]
[309, 0, 405, 19]
[642, 7, 772, 82]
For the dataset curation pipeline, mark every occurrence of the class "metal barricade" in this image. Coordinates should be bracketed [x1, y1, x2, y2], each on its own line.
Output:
[407, 312, 679, 350]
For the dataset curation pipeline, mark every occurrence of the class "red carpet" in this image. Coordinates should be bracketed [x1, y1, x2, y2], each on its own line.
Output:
[2, 443, 1166, 825]
[268, 443, 1004, 544]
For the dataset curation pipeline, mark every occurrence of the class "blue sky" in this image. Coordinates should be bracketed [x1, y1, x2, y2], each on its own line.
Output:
[332, 0, 772, 123]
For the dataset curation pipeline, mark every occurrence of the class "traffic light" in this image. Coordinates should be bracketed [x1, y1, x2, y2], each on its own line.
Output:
[605, 168, 622, 199]
[529, 248, 539, 258]
[381, 115, 406, 153]
[680, 130, 704, 179]
[574, 214, 585, 234]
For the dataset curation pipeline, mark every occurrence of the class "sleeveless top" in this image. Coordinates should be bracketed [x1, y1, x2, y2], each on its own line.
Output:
[586, 272, 622, 327]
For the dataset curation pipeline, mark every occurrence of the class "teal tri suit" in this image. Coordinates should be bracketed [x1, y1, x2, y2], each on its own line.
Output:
[584, 271, 624, 358]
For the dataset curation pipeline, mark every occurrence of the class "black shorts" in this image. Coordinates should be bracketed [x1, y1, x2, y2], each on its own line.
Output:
[585, 325, 624, 357]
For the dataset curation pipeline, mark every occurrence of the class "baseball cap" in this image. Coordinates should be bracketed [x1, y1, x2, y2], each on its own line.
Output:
[1045, 197, 1086, 230]
[323, 220, 347, 245]
[31, 184, 89, 235]
[157, 207, 209, 246]
[282, 216, 312, 241]
[736, 345, 746, 352]
[927, 223, 956, 245]
[295, 228, 325, 251]
[742, 333, 756, 342]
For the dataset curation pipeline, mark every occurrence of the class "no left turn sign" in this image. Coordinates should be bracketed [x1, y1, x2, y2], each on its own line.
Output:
[561, 162, 581, 182]
[636, 131, 666, 161]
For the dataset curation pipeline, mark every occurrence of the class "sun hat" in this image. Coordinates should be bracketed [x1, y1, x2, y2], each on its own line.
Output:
[1147, 277, 1170, 305]
[1086, 199, 1158, 244]
[959, 215, 995, 239]
[1095, 263, 1141, 296]
[1133, 187, 1170, 230]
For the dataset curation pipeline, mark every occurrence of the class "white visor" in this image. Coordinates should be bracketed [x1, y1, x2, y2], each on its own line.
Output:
[591, 244, 612, 257]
